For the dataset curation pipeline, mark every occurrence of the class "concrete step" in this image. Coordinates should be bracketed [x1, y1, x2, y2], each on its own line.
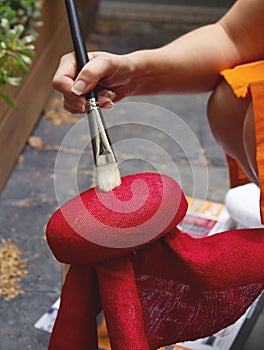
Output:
[99, 1, 230, 25]
[102, 0, 235, 7]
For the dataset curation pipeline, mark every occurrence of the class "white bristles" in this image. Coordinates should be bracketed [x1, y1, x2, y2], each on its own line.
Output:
[87, 98, 121, 192]
[96, 162, 121, 192]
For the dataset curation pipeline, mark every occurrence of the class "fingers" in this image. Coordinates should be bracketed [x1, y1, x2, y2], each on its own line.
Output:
[52, 52, 77, 96]
[70, 53, 118, 96]
[63, 90, 117, 113]
[52, 51, 123, 113]
[63, 100, 87, 114]
[52, 52, 87, 113]
[98, 90, 117, 109]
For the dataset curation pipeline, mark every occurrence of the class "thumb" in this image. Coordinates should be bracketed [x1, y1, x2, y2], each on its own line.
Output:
[71, 53, 117, 96]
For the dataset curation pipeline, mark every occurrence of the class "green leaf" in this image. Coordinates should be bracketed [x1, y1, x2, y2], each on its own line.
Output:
[19, 53, 32, 65]
[0, 1, 42, 107]
[20, 35, 35, 44]
[6, 77, 22, 86]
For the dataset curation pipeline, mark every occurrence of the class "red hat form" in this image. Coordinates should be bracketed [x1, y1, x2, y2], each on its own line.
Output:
[46, 172, 264, 350]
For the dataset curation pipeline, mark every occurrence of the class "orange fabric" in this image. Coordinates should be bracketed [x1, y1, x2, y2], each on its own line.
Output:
[98, 318, 111, 350]
[221, 60, 264, 222]
[225, 154, 250, 188]
[250, 81, 264, 223]
[97, 317, 165, 350]
[221, 60, 264, 98]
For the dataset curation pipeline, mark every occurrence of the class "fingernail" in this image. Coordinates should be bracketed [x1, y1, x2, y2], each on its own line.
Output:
[104, 101, 114, 109]
[63, 99, 86, 113]
[102, 90, 117, 100]
[79, 103, 87, 112]
[71, 80, 87, 96]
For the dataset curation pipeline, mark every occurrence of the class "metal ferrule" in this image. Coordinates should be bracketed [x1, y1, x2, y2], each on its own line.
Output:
[87, 97, 99, 113]
[87, 98, 116, 166]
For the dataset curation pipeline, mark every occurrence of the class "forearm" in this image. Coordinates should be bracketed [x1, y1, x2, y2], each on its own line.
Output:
[57, 0, 264, 112]
[127, 0, 264, 97]
[127, 23, 242, 96]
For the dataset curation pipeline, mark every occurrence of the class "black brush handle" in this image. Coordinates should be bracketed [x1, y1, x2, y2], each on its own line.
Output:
[65, 0, 97, 100]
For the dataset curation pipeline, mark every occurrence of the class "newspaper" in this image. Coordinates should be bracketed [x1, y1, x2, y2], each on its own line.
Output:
[34, 298, 60, 333]
[178, 196, 235, 237]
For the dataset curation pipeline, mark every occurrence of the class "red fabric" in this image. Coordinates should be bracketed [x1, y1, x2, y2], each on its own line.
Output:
[95, 258, 150, 349]
[48, 265, 100, 350]
[47, 172, 186, 263]
[46, 172, 264, 350]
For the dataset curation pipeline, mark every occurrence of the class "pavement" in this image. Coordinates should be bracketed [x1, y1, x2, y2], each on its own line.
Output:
[0, 2, 263, 349]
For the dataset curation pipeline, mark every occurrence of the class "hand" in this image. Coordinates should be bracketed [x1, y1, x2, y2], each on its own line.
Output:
[52, 51, 135, 114]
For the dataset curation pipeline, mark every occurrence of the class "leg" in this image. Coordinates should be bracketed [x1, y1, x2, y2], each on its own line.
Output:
[207, 78, 258, 184]
[48, 265, 100, 350]
[95, 258, 150, 350]
[243, 103, 258, 181]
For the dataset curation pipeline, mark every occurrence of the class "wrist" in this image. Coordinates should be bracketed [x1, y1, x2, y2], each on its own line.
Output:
[125, 49, 162, 96]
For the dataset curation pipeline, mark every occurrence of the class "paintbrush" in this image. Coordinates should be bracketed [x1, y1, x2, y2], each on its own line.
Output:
[65, 0, 121, 192]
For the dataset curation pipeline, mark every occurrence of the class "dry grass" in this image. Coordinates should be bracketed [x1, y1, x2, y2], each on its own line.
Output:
[0, 238, 28, 300]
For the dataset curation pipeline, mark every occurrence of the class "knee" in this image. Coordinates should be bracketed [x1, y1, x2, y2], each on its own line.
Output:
[207, 79, 235, 147]
[207, 79, 250, 155]
[243, 104, 258, 182]
[207, 79, 229, 129]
